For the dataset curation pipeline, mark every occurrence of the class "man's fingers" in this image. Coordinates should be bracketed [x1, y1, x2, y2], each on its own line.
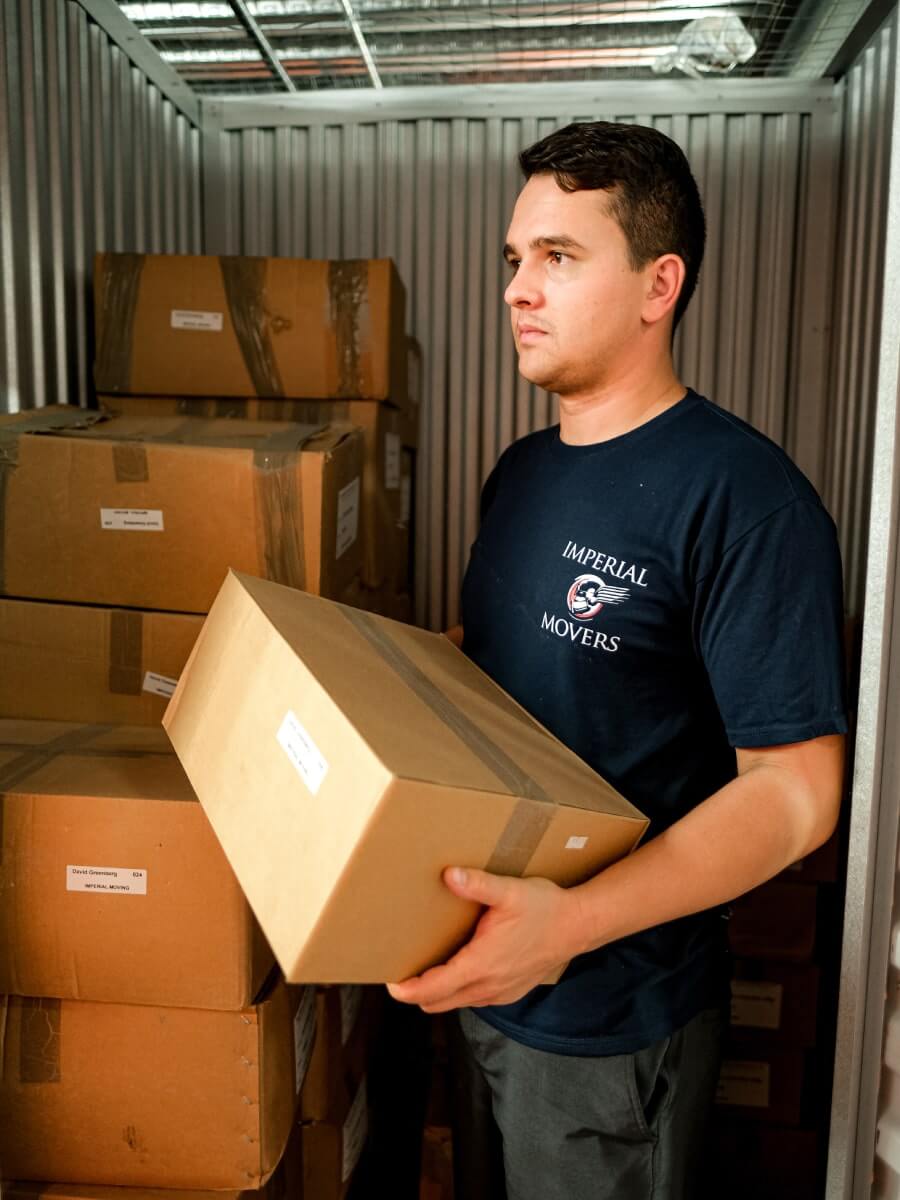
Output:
[444, 865, 513, 906]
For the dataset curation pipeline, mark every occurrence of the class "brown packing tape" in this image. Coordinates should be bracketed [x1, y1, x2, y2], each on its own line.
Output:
[109, 609, 144, 695]
[112, 442, 149, 483]
[338, 607, 555, 877]
[19, 997, 62, 1084]
[252, 427, 310, 592]
[329, 262, 368, 398]
[94, 253, 145, 393]
[219, 256, 285, 397]
[0, 724, 116, 798]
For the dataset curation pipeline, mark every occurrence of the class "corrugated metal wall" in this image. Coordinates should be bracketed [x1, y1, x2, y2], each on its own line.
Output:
[0, 0, 203, 414]
[204, 88, 840, 630]
[825, 8, 900, 1200]
[826, 9, 899, 620]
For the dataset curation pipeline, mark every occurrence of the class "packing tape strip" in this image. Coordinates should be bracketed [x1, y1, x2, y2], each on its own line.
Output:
[93, 252, 145, 393]
[108, 609, 144, 696]
[339, 607, 555, 876]
[112, 442, 149, 483]
[328, 262, 368, 398]
[18, 997, 62, 1084]
[252, 426, 314, 593]
[219, 256, 285, 397]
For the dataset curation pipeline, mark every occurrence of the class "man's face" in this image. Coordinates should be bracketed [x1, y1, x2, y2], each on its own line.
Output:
[503, 174, 652, 395]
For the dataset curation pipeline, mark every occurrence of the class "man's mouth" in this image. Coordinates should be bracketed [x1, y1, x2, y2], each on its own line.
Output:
[517, 324, 548, 344]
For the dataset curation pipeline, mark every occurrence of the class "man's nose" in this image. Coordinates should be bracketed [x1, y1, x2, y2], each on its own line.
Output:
[504, 262, 542, 309]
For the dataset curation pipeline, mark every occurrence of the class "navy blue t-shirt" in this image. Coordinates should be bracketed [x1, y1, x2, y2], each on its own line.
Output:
[460, 388, 847, 1056]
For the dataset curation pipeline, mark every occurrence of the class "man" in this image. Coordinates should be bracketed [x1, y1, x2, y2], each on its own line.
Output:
[389, 122, 847, 1200]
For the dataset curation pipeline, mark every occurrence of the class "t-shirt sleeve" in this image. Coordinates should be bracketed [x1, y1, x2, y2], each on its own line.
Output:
[694, 497, 848, 747]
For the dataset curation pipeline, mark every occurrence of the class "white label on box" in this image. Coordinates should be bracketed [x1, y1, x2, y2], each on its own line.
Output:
[277, 710, 329, 795]
[715, 1061, 770, 1109]
[730, 980, 784, 1030]
[400, 475, 412, 526]
[565, 836, 589, 850]
[340, 985, 364, 1047]
[293, 986, 317, 1095]
[385, 433, 401, 490]
[100, 508, 164, 532]
[67, 865, 147, 895]
[170, 309, 223, 332]
[336, 476, 361, 559]
[142, 671, 178, 699]
[342, 1075, 369, 1182]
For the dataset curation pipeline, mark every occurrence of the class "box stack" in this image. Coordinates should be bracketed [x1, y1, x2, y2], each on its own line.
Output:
[709, 618, 860, 1199]
[0, 253, 405, 1195]
[93, 250, 419, 620]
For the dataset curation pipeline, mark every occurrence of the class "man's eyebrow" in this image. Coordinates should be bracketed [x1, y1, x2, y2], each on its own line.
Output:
[503, 235, 586, 260]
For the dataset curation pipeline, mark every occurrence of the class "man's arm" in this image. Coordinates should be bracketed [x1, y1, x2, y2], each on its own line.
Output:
[388, 732, 845, 1013]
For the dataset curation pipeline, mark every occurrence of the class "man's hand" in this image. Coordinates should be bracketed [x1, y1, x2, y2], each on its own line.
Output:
[387, 867, 580, 1013]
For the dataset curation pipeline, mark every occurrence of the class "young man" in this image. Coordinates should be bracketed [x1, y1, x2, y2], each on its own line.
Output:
[389, 122, 847, 1200]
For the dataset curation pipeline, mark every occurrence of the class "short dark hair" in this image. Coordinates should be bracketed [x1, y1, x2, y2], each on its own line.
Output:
[519, 121, 706, 330]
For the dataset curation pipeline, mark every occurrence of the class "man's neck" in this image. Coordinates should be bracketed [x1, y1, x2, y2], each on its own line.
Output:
[558, 371, 687, 447]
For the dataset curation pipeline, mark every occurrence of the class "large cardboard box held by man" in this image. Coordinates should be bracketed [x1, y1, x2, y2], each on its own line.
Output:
[0, 977, 306, 1188]
[93, 252, 408, 407]
[0, 719, 273, 1008]
[163, 572, 648, 983]
[0, 407, 363, 612]
[0, 598, 203, 724]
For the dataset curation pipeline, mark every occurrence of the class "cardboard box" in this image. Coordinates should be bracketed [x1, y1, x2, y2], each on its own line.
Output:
[0, 719, 273, 1008]
[1, 1118, 304, 1200]
[0, 977, 307, 1187]
[94, 253, 408, 407]
[163, 571, 648, 983]
[708, 1123, 819, 1200]
[0, 407, 363, 612]
[301, 986, 382, 1122]
[715, 1049, 810, 1125]
[100, 397, 411, 590]
[0, 598, 203, 724]
[730, 961, 820, 1047]
[298, 1075, 370, 1200]
[728, 880, 819, 962]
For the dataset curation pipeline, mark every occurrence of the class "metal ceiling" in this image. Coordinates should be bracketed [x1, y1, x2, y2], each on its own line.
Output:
[113, 0, 874, 91]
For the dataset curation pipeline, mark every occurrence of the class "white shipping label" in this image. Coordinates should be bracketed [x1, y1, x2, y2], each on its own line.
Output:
[340, 985, 364, 1047]
[277, 710, 329, 796]
[565, 836, 589, 850]
[715, 1061, 770, 1109]
[142, 671, 178, 699]
[101, 508, 164, 532]
[730, 980, 784, 1030]
[401, 475, 412, 526]
[384, 433, 401, 490]
[293, 986, 317, 1095]
[336, 477, 361, 559]
[342, 1075, 369, 1182]
[170, 309, 223, 332]
[67, 865, 147, 895]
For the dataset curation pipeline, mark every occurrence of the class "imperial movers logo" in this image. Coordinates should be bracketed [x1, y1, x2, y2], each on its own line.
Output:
[566, 573, 630, 621]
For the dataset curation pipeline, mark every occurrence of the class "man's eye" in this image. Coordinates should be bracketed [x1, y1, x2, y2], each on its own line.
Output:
[550, 251, 565, 264]
[506, 258, 520, 271]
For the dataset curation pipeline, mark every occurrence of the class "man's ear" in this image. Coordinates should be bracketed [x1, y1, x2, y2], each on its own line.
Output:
[642, 254, 685, 327]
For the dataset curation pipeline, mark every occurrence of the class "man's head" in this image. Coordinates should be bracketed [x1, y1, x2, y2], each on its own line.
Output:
[519, 122, 705, 329]
[503, 121, 706, 397]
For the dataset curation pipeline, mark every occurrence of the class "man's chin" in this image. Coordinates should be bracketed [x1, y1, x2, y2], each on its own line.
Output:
[516, 356, 558, 392]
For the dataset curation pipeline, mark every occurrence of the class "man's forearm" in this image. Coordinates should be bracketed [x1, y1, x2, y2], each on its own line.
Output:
[562, 737, 844, 961]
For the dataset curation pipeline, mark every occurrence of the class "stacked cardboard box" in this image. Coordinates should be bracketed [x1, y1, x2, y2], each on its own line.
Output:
[710, 613, 858, 1200]
[93, 251, 418, 619]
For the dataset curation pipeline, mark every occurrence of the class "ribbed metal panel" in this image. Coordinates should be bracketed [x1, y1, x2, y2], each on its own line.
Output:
[826, 10, 898, 621]
[0, 0, 202, 414]
[204, 90, 839, 630]
[825, 10, 900, 1200]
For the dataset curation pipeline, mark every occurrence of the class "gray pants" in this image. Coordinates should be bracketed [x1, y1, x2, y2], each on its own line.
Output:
[448, 1005, 725, 1200]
